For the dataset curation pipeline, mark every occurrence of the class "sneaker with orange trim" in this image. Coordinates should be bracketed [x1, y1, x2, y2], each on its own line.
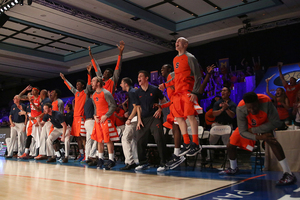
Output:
[18, 153, 29, 159]
[75, 153, 84, 162]
[34, 155, 48, 160]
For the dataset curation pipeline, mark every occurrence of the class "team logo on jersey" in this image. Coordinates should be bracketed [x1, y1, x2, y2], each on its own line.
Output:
[175, 62, 179, 68]
[13, 108, 15, 110]
[139, 96, 142, 98]
[96, 97, 99, 101]
[251, 119, 257, 126]
[150, 93, 153, 96]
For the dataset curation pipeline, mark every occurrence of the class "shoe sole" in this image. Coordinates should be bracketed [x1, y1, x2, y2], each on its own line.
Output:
[135, 166, 150, 171]
[186, 147, 202, 157]
[169, 157, 186, 170]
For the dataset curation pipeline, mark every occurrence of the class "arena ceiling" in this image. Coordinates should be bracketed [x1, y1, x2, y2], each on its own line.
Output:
[0, 0, 300, 89]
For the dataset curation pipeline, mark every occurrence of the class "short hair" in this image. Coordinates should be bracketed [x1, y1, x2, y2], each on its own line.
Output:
[54, 89, 61, 98]
[243, 92, 258, 103]
[76, 79, 86, 87]
[105, 68, 113, 76]
[138, 70, 150, 78]
[66, 103, 72, 110]
[122, 77, 132, 86]
[177, 37, 188, 44]
[44, 103, 52, 109]
[95, 76, 104, 87]
[223, 86, 231, 93]
[163, 64, 172, 71]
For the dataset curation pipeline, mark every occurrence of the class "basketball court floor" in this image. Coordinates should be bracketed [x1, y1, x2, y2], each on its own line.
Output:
[0, 157, 299, 200]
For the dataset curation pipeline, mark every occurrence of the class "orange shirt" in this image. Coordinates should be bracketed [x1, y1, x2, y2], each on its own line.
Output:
[173, 52, 201, 94]
[276, 101, 289, 120]
[236, 94, 281, 140]
[91, 56, 122, 95]
[205, 108, 215, 125]
[284, 84, 300, 107]
[30, 96, 42, 118]
[114, 108, 125, 126]
[92, 89, 116, 118]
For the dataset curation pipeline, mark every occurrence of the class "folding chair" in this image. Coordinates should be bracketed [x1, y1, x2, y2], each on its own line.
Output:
[206, 125, 232, 169]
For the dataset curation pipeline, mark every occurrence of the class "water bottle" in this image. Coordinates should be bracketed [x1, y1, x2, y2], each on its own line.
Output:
[292, 120, 295, 130]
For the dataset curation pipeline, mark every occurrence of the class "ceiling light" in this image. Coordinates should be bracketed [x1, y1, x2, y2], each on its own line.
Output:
[4, 7, 7, 10]
[7, 5, 10, 8]
[0, 9, 3, 12]
[11, 2, 15, 6]
[15, 0, 19, 3]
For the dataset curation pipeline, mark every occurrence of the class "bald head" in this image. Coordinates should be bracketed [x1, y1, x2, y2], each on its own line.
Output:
[175, 37, 189, 53]
[13, 95, 20, 104]
[40, 89, 48, 99]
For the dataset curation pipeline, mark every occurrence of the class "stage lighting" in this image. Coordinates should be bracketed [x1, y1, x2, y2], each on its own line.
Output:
[3, 6, 7, 11]
[15, 0, 19, 3]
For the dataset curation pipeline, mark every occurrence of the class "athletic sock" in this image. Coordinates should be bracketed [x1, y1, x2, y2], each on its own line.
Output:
[79, 149, 84, 154]
[174, 148, 180, 156]
[182, 133, 190, 145]
[109, 153, 114, 162]
[98, 153, 104, 160]
[229, 159, 237, 169]
[279, 158, 292, 175]
[25, 148, 29, 154]
[192, 134, 199, 145]
[55, 151, 61, 157]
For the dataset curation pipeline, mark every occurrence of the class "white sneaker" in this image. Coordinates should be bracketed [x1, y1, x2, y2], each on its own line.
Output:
[157, 165, 168, 172]
[135, 163, 150, 171]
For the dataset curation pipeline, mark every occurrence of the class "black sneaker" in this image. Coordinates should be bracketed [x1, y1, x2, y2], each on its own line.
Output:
[88, 159, 98, 166]
[276, 172, 297, 186]
[219, 167, 239, 175]
[120, 163, 137, 170]
[105, 159, 116, 170]
[179, 143, 191, 156]
[186, 142, 202, 156]
[97, 158, 104, 168]
[166, 154, 186, 169]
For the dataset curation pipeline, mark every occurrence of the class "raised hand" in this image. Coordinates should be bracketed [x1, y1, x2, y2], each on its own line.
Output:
[87, 63, 92, 73]
[25, 85, 32, 91]
[207, 64, 215, 74]
[88, 46, 93, 58]
[60, 73, 66, 81]
[117, 40, 125, 53]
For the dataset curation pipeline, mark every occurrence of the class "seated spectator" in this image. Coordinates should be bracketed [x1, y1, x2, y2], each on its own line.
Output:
[211, 87, 237, 145]
[204, 96, 221, 129]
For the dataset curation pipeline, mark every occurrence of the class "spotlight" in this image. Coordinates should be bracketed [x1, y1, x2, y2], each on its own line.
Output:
[7, 5, 10, 8]
[15, 0, 19, 3]
[0, 8, 3, 12]
[3, 6, 7, 10]
[11, 2, 15, 6]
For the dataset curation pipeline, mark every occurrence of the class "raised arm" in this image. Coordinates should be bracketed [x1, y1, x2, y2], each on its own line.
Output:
[110, 41, 125, 91]
[266, 78, 275, 100]
[89, 46, 103, 77]
[277, 62, 287, 87]
[19, 85, 32, 101]
[60, 73, 77, 95]
[199, 64, 215, 94]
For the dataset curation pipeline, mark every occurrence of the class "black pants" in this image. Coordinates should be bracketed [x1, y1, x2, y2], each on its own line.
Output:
[137, 116, 166, 165]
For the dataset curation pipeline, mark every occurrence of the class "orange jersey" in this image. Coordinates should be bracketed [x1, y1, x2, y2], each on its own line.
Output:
[236, 94, 281, 140]
[52, 98, 64, 114]
[91, 56, 122, 95]
[30, 95, 42, 118]
[173, 51, 201, 94]
[284, 84, 300, 107]
[64, 76, 91, 117]
[92, 89, 116, 118]
[275, 101, 289, 120]
[114, 108, 125, 126]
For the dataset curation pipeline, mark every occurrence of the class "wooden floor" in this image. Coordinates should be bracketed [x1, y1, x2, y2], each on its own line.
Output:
[1, 158, 299, 200]
[0, 158, 233, 200]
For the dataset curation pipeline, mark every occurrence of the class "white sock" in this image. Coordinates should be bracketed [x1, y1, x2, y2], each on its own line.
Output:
[25, 148, 29, 154]
[79, 149, 84, 154]
[109, 153, 114, 161]
[55, 151, 61, 157]
[98, 153, 104, 160]
[174, 148, 180, 156]
[279, 158, 292, 174]
[230, 159, 237, 169]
